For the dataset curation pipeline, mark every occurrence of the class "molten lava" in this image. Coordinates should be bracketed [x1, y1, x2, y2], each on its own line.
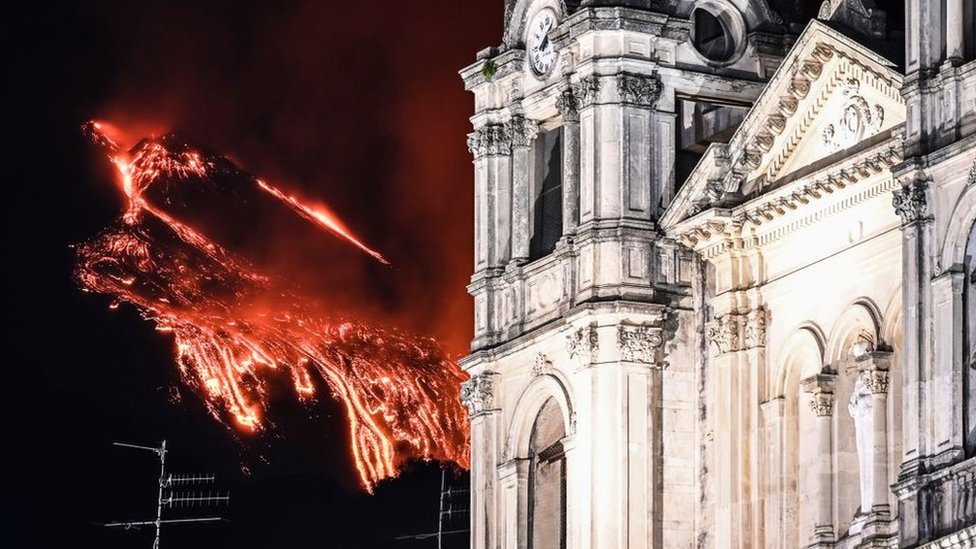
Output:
[75, 121, 469, 491]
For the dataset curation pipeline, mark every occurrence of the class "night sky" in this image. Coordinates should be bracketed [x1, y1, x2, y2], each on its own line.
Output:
[6, 2, 498, 547]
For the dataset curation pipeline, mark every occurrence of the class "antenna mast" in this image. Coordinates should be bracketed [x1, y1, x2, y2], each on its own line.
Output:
[103, 440, 229, 548]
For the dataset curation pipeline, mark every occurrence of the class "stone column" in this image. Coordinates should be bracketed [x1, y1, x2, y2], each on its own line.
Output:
[803, 373, 837, 546]
[509, 115, 538, 264]
[947, 0, 964, 63]
[467, 124, 513, 270]
[462, 372, 501, 549]
[760, 398, 786, 548]
[556, 87, 580, 238]
[891, 179, 932, 546]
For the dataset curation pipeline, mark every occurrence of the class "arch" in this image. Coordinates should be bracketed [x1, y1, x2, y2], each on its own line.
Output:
[773, 322, 828, 397]
[880, 286, 904, 349]
[825, 298, 884, 363]
[506, 373, 575, 461]
[939, 182, 976, 272]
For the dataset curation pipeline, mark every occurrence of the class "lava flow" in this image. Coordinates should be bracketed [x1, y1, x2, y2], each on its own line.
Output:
[75, 121, 469, 491]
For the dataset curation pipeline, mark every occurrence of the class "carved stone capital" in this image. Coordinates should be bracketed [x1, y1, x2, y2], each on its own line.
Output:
[809, 392, 836, 417]
[461, 372, 497, 416]
[555, 86, 580, 122]
[467, 124, 511, 158]
[507, 115, 539, 148]
[575, 76, 600, 108]
[802, 373, 836, 417]
[744, 307, 768, 349]
[617, 324, 663, 365]
[616, 73, 661, 107]
[892, 180, 929, 225]
[532, 353, 553, 376]
[864, 369, 889, 394]
[706, 314, 740, 355]
[968, 159, 976, 186]
[566, 324, 599, 365]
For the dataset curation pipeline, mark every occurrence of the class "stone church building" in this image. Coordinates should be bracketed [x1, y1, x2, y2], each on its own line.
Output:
[458, 0, 976, 547]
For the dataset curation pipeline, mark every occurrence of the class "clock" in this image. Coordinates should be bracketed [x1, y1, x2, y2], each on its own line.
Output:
[527, 8, 558, 77]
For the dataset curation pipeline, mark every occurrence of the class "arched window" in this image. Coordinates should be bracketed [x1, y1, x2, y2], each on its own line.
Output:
[965, 220, 976, 456]
[530, 128, 564, 260]
[528, 397, 567, 549]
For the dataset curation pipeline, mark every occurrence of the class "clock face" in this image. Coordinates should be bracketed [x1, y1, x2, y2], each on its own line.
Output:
[527, 8, 558, 77]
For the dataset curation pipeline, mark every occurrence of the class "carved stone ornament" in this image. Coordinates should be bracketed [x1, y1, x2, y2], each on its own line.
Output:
[617, 325, 663, 364]
[616, 73, 662, 107]
[809, 392, 835, 417]
[467, 124, 511, 158]
[821, 93, 885, 152]
[566, 325, 599, 364]
[968, 159, 976, 186]
[532, 353, 553, 376]
[864, 369, 889, 394]
[575, 76, 600, 108]
[743, 308, 767, 349]
[460, 373, 496, 416]
[555, 86, 580, 121]
[706, 314, 740, 355]
[507, 115, 539, 148]
[892, 181, 928, 225]
[848, 371, 873, 418]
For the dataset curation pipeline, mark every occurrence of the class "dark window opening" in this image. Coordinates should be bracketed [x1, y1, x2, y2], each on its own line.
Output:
[674, 98, 748, 195]
[528, 398, 567, 549]
[530, 127, 563, 260]
[693, 8, 735, 62]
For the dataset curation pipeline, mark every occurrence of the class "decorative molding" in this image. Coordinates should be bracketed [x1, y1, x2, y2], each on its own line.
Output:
[809, 392, 835, 417]
[575, 76, 600, 108]
[467, 124, 511, 158]
[892, 180, 929, 225]
[864, 369, 889, 394]
[507, 115, 539, 148]
[566, 324, 599, 365]
[555, 86, 580, 122]
[706, 314, 740, 355]
[821, 83, 885, 152]
[706, 307, 766, 355]
[616, 73, 662, 107]
[968, 159, 976, 186]
[617, 325, 663, 365]
[460, 373, 497, 416]
[743, 307, 768, 349]
[532, 353, 553, 376]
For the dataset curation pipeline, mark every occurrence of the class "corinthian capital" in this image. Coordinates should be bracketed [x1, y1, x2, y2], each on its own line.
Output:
[892, 180, 928, 225]
[507, 115, 539, 148]
[555, 86, 580, 122]
[460, 372, 498, 416]
[616, 73, 662, 107]
[466, 124, 511, 158]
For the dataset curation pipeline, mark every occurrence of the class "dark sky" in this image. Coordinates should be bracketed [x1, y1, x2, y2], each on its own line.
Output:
[6, 1, 498, 547]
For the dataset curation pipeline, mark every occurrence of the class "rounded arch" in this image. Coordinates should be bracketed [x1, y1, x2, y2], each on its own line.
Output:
[506, 373, 575, 461]
[825, 298, 884, 363]
[940, 181, 976, 272]
[773, 322, 828, 397]
[880, 287, 904, 350]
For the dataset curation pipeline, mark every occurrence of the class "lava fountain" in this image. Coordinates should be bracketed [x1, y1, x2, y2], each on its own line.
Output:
[75, 121, 469, 491]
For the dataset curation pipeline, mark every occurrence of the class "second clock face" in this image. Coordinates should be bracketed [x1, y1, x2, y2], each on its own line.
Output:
[528, 8, 558, 77]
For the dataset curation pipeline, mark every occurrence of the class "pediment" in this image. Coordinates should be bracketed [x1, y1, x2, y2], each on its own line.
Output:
[662, 20, 904, 232]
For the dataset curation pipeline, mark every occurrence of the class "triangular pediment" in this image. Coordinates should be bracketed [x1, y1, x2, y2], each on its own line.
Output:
[662, 20, 904, 232]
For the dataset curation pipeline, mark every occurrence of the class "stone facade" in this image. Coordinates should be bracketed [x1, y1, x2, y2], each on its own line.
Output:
[460, 1, 976, 547]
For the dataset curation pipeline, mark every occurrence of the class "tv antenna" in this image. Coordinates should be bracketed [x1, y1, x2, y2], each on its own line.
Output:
[394, 468, 469, 547]
[102, 440, 229, 549]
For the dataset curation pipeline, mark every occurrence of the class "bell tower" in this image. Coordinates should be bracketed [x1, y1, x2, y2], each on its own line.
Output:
[459, 1, 795, 547]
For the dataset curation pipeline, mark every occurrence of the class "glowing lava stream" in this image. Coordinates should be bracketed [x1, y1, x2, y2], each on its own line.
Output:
[76, 121, 468, 491]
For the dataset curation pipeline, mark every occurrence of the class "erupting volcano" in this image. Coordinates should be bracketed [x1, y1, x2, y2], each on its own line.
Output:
[75, 121, 469, 491]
